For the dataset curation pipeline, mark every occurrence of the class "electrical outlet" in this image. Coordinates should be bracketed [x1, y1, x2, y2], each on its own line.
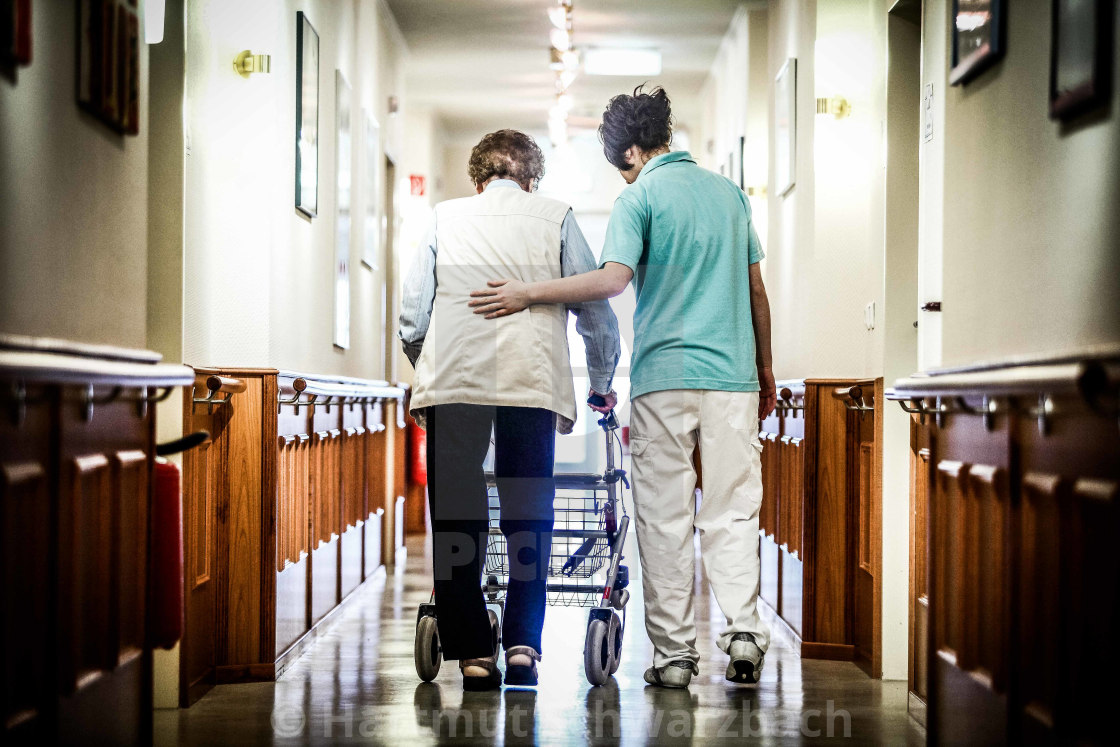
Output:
[865, 301, 876, 330]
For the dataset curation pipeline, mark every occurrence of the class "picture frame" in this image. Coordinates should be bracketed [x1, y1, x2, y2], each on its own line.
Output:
[949, 0, 1005, 86]
[295, 11, 319, 218]
[774, 58, 796, 197]
[1, 0, 32, 71]
[1049, 0, 1113, 120]
[334, 71, 352, 350]
[361, 110, 381, 270]
[75, 0, 140, 135]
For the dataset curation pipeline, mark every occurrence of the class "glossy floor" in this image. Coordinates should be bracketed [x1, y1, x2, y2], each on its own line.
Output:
[155, 535, 925, 745]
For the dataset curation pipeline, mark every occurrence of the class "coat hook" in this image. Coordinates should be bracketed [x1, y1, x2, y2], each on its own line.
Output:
[1037, 394, 1052, 436]
[10, 381, 26, 426]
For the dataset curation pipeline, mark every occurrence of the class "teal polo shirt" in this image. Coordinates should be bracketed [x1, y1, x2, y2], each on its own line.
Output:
[599, 150, 765, 399]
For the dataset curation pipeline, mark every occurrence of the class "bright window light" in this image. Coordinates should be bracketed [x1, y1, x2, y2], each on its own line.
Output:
[584, 48, 661, 76]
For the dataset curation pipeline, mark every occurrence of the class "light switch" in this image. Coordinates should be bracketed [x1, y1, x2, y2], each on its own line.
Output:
[865, 301, 876, 330]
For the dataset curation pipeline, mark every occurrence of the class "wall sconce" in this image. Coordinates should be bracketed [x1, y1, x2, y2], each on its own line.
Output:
[233, 50, 271, 78]
[816, 96, 851, 119]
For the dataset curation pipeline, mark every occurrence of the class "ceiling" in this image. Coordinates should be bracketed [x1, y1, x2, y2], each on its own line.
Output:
[386, 0, 746, 143]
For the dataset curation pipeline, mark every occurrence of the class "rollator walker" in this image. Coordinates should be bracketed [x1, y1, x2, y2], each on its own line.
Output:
[413, 409, 631, 686]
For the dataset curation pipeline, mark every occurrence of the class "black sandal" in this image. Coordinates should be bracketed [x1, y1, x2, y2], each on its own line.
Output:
[460, 612, 502, 691]
[460, 656, 502, 691]
[504, 646, 541, 687]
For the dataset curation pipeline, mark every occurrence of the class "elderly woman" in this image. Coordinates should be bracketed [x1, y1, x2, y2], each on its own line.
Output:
[398, 130, 620, 690]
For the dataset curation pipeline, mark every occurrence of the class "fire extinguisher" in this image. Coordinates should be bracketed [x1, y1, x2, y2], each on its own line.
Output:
[407, 417, 427, 486]
[150, 430, 208, 649]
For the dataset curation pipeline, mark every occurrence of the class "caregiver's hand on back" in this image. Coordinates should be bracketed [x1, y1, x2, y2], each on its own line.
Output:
[468, 278, 531, 318]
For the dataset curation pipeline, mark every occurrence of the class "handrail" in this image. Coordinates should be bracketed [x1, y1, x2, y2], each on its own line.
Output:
[0, 333, 164, 364]
[1, 346, 193, 424]
[890, 362, 1101, 399]
[888, 360, 1116, 433]
[205, 375, 247, 395]
[277, 370, 405, 413]
[776, 379, 806, 398]
[192, 373, 247, 410]
[0, 349, 195, 387]
[834, 385, 874, 413]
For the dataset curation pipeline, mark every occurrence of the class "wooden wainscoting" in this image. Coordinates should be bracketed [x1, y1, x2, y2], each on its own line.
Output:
[907, 416, 931, 725]
[758, 378, 882, 675]
[181, 369, 405, 705]
[890, 348, 1120, 745]
[1, 336, 192, 744]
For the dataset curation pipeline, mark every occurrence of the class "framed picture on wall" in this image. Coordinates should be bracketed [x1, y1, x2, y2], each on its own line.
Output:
[295, 11, 319, 218]
[949, 0, 1005, 86]
[361, 110, 381, 269]
[1, 0, 32, 71]
[334, 71, 352, 350]
[1049, 0, 1114, 120]
[774, 58, 796, 197]
[75, 0, 140, 135]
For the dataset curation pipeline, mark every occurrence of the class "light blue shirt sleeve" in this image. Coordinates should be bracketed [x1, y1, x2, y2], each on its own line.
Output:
[398, 219, 437, 366]
[598, 192, 647, 273]
[561, 210, 621, 394]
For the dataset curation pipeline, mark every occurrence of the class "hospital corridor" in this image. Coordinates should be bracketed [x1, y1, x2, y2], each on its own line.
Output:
[1, 0, 1118, 745]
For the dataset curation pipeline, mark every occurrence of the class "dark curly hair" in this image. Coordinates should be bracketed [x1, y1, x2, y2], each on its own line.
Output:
[598, 85, 673, 171]
[467, 129, 545, 189]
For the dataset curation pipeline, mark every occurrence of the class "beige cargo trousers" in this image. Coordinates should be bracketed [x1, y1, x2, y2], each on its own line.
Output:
[629, 388, 771, 670]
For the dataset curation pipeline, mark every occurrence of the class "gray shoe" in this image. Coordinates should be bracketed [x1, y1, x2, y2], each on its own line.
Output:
[644, 660, 696, 689]
[726, 632, 764, 684]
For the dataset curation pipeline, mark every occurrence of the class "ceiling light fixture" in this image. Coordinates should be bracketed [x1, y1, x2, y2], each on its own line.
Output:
[548, 1, 572, 31]
[549, 27, 572, 52]
[558, 69, 578, 91]
[549, 48, 580, 72]
[584, 48, 662, 76]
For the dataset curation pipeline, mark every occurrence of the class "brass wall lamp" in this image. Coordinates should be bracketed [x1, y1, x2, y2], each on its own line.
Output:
[234, 50, 272, 78]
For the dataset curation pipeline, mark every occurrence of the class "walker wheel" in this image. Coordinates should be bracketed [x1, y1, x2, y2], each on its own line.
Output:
[606, 611, 623, 675]
[414, 614, 442, 682]
[584, 618, 610, 686]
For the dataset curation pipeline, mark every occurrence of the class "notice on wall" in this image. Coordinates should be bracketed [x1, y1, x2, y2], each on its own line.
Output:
[923, 84, 934, 143]
[409, 175, 426, 197]
[334, 70, 352, 349]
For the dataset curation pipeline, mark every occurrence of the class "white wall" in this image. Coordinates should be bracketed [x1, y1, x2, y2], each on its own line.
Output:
[937, 0, 1120, 366]
[765, 0, 816, 381]
[182, 0, 407, 379]
[0, 0, 150, 348]
[880, 7, 922, 684]
[916, 0, 946, 370]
